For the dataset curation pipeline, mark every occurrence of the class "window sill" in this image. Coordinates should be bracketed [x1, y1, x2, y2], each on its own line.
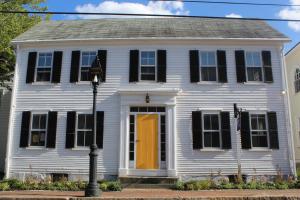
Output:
[196, 82, 224, 86]
[30, 82, 55, 86]
[75, 82, 91, 85]
[131, 81, 164, 84]
[248, 148, 272, 152]
[240, 82, 268, 86]
[71, 147, 90, 151]
[199, 148, 225, 152]
[25, 146, 47, 150]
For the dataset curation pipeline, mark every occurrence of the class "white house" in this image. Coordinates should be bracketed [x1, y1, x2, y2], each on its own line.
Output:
[285, 42, 300, 168]
[5, 18, 296, 181]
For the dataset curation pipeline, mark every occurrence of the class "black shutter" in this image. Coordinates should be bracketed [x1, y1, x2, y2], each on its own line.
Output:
[235, 50, 246, 83]
[46, 111, 57, 148]
[129, 50, 139, 82]
[241, 112, 251, 149]
[217, 50, 228, 83]
[26, 52, 37, 83]
[66, 111, 76, 148]
[262, 51, 273, 83]
[157, 50, 167, 82]
[52, 51, 63, 83]
[98, 50, 107, 82]
[96, 111, 104, 149]
[267, 112, 279, 149]
[70, 51, 80, 83]
[192, 111, 202, 149]
[190, 50, 200, 83]
[20, 111, 31, 148]
[221, 112, 231, 149]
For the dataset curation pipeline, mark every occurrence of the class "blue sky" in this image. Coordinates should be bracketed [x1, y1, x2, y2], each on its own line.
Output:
[44, 0, 300, 51]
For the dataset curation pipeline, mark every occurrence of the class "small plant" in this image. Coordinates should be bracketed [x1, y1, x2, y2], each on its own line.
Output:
[0, 182, 10, 191]
[173, 181, 184, 190]
[107, 181, 122, 191]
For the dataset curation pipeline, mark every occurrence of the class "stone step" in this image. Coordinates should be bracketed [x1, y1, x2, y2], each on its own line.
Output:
[119, 177, 178, 185]
[122, 183, 173, 189]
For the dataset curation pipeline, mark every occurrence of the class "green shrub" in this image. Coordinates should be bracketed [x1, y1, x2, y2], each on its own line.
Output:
[196, 180, 212, 190]
[107, 181, 122, 191]
[185, 181, 197, 190]
[0, 182, 10, 191]
[173, 181, 184, 190]
[100, 182, 108, 191]
[275, 182, 289, 190]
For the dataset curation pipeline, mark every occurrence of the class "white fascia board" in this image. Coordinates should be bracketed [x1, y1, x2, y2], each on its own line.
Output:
[118, 88, 182, 96]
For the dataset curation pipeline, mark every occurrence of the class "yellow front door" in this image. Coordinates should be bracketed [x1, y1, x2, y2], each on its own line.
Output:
[136, 114, 159, 169]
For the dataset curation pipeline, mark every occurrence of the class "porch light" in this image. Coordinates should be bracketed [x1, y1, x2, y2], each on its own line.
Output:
[146, 93, 150, 103]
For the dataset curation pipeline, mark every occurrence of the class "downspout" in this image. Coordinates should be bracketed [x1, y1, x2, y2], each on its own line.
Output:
[281, 45, 297, 177]
[4, 44, 19, 179]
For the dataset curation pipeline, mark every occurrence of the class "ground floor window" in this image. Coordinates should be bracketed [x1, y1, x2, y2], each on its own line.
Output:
[30, 113, 47, 146]
[250, 114, 268, 147]
[202, 113, 220, 148]
[77, 114, 93, 147]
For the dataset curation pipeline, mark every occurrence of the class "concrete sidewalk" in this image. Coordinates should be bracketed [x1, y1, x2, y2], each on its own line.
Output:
[1, 189, 300, 199]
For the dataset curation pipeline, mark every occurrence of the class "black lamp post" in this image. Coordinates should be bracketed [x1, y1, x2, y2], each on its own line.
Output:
[85, 56, 103, 197]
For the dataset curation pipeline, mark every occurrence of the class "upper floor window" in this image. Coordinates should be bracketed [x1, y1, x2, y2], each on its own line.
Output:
[140, 51, 156, 81]
[36, 53, 53, 82]
[245, 52, 263, 82]
[77, 114, 93, 147]
[250, 114, 268, 148]
[30, 113, 47, 146]
[203, 113, 220, 148]
[200, 51, 217, 81]
[295, 68, 300, 93]
[80, 51, 97, 81]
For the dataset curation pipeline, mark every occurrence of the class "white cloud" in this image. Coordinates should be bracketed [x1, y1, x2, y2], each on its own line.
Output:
[74, 1, 189, 19]
[225, 13, 242, 18]
[278, 0, 300, 32]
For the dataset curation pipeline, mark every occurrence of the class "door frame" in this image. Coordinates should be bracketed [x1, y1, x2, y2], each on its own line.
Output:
[118, 88, 180, 177]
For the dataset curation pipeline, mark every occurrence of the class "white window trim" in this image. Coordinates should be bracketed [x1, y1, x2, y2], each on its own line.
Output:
[201, 111, 222, 149]
[245, 51, 264, 83]
[249, 113, 269, 149]
[75, 112, 93, 148]
[199, 51, 218, 82]
[35, 52, 53, 83]
[79, 51, 97, 82]
[29, 112, 48, 148]
[139, 50, 157, 82]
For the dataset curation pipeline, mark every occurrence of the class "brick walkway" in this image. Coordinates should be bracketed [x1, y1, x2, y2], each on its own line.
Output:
[1, 189, 300, 199]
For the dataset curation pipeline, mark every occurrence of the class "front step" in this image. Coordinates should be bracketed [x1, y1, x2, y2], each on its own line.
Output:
[119, 177, 178, 189]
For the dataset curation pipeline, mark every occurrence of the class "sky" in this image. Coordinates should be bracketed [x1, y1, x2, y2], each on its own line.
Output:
[43, 0, 300, 52]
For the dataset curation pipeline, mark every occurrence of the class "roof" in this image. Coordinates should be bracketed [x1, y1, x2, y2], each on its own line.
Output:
[285, 42, 300, 57]
[12, 18, 289, 43]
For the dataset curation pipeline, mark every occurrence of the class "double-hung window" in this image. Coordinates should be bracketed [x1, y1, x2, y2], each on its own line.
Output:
[30, 113, 47, 146]
[77, 114, 93, 147]
[200, 51, 217, 81]
[250, 114, 268, 147]
[81, 51, 97, 81]
[36, 53, 53, 82]
[295, 69, 300, 93]
[246, 52, 263, 82]
[140, 51, 156, 81]
[203, 113, 221, 148]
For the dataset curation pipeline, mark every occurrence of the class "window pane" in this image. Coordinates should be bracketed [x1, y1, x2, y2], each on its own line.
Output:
[161, 152, 166, 161]
[141, 74, 155, 81]
[157, 107, 165, 112]
[129, 152, 134, 161]
[211, 115, 219, 130]
[204, 132, 212, 147]
[251, 116, 258, 130]
[81, 71, 90, 81]
[141, 51, 155, 65]
[246, 52, 253, 66]
[36, 68, 51, 82]
[257, 116, 266, 130]
[201, 67, 217, 81]
[139, 107, 147, 112]
[161, 115, 165, 123]
[45, 55, 52, 66]
[252, 52, 261, 66]
[39, 114, 47, 129]
[207, 52, 216, 65]
[204, 115, 211, 130]
[201, 52, 208, 66]
[141, 67, 155, 74]
[252, 135, 268, 147]
[211, 131, 220, 147]
[82, 54, 89, 66]
[77, 131, 85, 146]
[86, 114, 93, 129]
[32, 115, 40, 129]
[161, 134, 166, 142]
[38, 55, 45, 66]
[85, 131, 93, 146]
[78, 115, 85, 129]
[247, 67, 262, 81]
[148, 107, 156, 112]
[31, 131, 46, 146]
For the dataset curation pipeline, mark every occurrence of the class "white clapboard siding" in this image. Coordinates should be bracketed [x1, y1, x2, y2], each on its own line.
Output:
[7, 42, 291, 178]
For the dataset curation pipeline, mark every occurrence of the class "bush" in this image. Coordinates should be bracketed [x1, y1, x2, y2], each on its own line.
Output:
[107, 181, 122, 191]
[173, 181, 184, 190]
[0, 182, 10, 191]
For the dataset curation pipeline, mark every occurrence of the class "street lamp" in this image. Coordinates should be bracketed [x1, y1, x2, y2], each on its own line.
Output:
[85, 55, 103, 197]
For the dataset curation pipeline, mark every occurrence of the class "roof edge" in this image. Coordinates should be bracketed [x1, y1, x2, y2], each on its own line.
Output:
[285, 42, 300, 57]
[12, 37, 291, 44]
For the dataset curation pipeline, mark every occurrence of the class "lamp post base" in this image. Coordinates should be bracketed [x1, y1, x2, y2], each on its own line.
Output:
[85, 183, 100, 197]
